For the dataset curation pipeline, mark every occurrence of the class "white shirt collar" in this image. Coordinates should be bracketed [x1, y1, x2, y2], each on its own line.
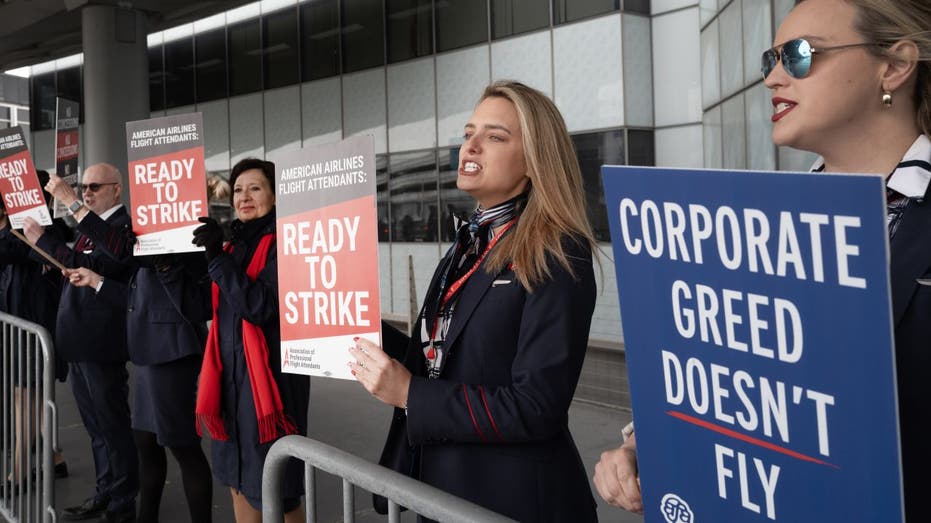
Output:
[98, 203, 124, 221]
[809, 135, 931, 198]
[887, 135, 931, 198]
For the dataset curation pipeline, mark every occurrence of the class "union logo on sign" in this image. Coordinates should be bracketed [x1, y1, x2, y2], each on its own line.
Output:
[660, 493, 694, 523]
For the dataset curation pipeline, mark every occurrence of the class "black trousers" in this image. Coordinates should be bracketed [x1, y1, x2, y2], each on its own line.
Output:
[69, 361, 139, 511]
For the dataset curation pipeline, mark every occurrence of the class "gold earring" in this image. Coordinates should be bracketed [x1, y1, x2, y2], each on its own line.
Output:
[882, 91, 893, 107]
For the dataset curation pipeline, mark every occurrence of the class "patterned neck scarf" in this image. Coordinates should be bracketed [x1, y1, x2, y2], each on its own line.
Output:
[419, 191, 528, 378]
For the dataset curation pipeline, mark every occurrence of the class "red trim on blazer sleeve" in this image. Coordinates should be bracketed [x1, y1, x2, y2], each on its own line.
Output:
[462, 384, 488, 441]
[478, 386, 504, 441]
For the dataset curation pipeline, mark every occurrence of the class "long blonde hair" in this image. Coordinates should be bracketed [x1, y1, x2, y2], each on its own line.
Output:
[802, 0, 931, 136]
[480, 81, 597, 291]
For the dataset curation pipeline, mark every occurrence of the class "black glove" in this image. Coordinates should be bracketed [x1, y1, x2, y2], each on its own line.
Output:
[151, 254, 176, 272]
[192, 216, 224, 260]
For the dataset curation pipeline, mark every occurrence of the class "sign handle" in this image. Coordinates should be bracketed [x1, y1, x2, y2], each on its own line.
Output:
[10, 229, 68, 272]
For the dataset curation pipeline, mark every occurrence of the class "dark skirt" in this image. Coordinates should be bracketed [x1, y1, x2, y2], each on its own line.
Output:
[132, 354, 202, 447]
[210, 347, 310, 511]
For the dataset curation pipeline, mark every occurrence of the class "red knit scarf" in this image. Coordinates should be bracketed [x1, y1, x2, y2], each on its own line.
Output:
[195, 233, 297, 444]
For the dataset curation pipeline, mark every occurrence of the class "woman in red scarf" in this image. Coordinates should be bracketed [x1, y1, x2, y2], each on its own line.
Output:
[192, 158, 310, 523]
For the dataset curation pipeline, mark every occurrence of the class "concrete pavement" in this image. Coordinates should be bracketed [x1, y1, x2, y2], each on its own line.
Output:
[45, 374, 642, 523]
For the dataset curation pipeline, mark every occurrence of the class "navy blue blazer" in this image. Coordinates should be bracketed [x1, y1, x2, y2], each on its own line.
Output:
[35, 206, 134, 362]
[0, 223, 68, 381]
[888, 181, 931, 523]
[77, 211, 211, 366]
[93, 257, 210, 366]
[0, 224, 63, 331]
[377, 235, 598, 522]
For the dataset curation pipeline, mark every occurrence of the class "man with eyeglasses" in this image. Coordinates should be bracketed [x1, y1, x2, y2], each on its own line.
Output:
[22, 163, 139, 523]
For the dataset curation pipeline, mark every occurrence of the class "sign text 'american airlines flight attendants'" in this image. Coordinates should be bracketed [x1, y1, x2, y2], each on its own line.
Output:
[273, 135, 380, 379]
[125, 112, 208, 256]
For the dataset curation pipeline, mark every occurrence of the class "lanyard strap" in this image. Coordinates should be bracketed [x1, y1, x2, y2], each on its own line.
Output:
[429, 218, 517, 341]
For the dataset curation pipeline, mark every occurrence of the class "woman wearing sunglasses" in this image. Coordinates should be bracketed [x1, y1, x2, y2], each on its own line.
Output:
[595, 0, 931, 518]
[767, 2, 931, 522]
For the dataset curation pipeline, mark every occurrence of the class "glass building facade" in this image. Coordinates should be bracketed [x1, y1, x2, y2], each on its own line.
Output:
[700, 0, 817, 172]
[23, 0, 727, 346]
[13, 0, 865, 409]
[0, 73, 30, 131]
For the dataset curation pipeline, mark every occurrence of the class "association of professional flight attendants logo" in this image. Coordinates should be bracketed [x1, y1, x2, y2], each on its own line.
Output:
[661, 493, 694, 523]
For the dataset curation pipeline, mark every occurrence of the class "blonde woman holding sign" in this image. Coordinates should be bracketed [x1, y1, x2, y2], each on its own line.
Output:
[349, 81, 600, 522]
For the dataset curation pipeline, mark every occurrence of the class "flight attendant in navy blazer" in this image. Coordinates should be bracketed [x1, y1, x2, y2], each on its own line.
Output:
[45, 168, 216, 523]
[350, 81, 600, 522]
[192, 158, 310, 523]
[594, 1, 931, 520]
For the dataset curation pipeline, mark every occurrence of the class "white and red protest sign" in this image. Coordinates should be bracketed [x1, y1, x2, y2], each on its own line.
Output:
[125, 113, 207, 256]
[0, 126, 52, 228]
[274, 135, 380, 379]
[53, 98, 80, 218]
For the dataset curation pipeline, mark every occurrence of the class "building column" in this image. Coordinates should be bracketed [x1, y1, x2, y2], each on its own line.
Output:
[81, 5, 149, 200]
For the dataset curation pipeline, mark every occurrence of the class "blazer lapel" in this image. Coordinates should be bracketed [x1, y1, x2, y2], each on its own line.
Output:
[890, 196, 931, 327]
[439, 257, 501, 352]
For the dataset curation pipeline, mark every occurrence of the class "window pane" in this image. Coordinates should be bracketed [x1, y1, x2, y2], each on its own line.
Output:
[624, 0, 650, 14]
[572, 130, 625, 241]
[164, 37, 196, 108]
[0, 107, 10, 120]
[196, 29, 228, 103]
[377, 155, 390, 242]
[264, 8, 299, 88]
[149, 45, 165, 111]
[342, 0, 384, 73]
[492, 0, 550, 39]
[390, 151, 438, 242]
[1, 75, 29, 106]
[56, 66, 83, 122]
[436, 0, 488, 52]
[553, 0, 620, 25]
[300, 0, 340, 81]
[229, 19, 263, 95]
[438, 147, 473, 242]
[627, 129, 654, 166]
[30, 73, 56, 131]
[17, 108, 28, 123]
[387, 0, 433, 63]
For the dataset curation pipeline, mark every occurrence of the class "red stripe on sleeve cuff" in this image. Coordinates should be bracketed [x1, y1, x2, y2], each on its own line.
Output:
[462, 384, 487, 442]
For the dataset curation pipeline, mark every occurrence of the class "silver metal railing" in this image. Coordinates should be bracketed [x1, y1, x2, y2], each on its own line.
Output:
[262, 435, 517, 523]
[0, 312, 57, 523]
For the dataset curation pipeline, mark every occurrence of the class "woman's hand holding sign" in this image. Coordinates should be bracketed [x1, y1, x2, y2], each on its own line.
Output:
[349, 337, 411, 410]
[594, 433, 643, 514]
[191, 216, 223, 260]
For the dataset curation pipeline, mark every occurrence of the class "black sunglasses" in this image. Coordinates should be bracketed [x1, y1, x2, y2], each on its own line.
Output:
[78, 182, 118, 193]
[761, 38, 878, 80]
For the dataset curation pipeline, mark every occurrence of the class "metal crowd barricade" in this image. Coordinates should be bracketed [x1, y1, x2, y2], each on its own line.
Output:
[263, 435, 517, 523]
[0, 312, 57, 523]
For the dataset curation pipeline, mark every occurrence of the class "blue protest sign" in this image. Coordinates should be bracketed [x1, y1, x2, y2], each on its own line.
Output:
[602, 166, 903, 523]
